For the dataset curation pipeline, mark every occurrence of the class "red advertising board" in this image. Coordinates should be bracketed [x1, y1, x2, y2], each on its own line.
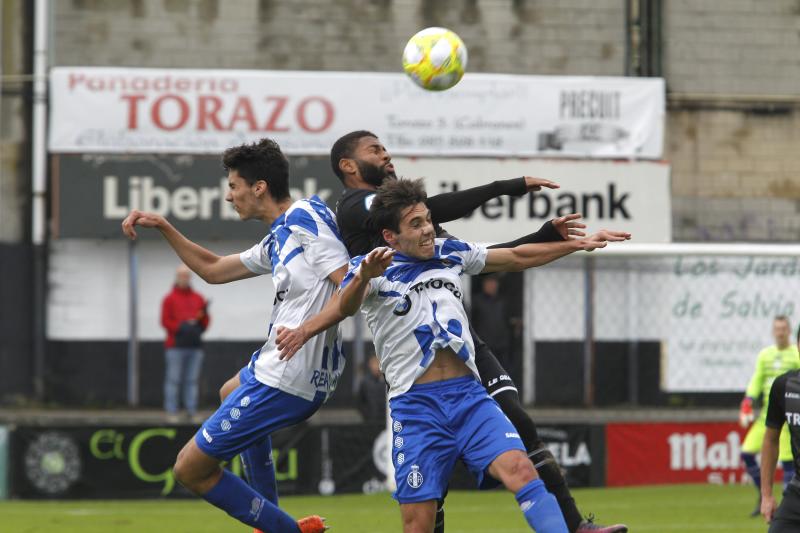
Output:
[606, 422, 758, 486]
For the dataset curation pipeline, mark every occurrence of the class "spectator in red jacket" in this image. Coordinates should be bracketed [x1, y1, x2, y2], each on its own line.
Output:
[161, 264, 210, 421]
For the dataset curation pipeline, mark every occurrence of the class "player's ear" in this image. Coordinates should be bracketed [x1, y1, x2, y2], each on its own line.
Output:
[253, 180, 268, 198]
[382, 228, 397, 247]
[339, 158, 357, 177]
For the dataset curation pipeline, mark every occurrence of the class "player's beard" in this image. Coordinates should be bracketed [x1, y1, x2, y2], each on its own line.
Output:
[356, 160, 397, 188]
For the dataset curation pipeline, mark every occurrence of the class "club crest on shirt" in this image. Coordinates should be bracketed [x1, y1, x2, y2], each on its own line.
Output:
[393, 294, 412, 316]
[407, 464, 424, 488]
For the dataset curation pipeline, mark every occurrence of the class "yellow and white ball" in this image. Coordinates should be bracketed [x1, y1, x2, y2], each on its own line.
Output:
[402, 27, 468, 91]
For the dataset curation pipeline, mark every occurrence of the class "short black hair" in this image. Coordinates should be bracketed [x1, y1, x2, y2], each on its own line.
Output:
[330, 130, 377, 182]
[370, 178, 427, 234]
[222, 138, 290, 200]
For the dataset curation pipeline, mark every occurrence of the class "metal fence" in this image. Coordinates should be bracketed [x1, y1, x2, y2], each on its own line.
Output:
[522, 244, 800, 406]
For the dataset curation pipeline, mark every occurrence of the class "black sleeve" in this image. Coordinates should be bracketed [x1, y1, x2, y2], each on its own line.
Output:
[766, 372, 789, 429]
[336, 189, 377, 257]
[487, 220, 564, 250]
[426, 178, 527, 224]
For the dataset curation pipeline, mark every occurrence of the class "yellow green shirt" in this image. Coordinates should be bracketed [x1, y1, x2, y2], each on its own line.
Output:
[746, 344, 800, 419]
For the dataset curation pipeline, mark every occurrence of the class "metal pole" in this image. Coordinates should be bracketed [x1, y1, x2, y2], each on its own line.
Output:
[31, 0, 49, 402]
[522, 269, 535, 405]
[583, 256, 595, 407]
[627, 266, 639, 405]
[127, 239, 140, 406]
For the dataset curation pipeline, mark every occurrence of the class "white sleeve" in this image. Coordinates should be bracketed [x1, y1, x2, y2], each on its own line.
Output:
[440, 238, 488, 275]
[239, 238, 272, 275]
[288, 203, 350, 279]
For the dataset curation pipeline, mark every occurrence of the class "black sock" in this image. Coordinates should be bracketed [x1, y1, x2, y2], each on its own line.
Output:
[493, 389, 583, 532]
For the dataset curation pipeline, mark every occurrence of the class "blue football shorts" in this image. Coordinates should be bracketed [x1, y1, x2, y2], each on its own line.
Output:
[389, 375, 526, 504]
[195, 355, 323, 461]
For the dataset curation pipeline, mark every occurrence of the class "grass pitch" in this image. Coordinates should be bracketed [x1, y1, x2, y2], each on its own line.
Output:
[0, 484, 774, 532]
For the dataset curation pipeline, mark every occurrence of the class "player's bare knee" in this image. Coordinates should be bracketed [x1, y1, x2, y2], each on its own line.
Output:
[498, 451, 537, 491]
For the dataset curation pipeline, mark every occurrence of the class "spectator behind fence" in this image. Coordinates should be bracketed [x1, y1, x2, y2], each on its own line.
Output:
[470, 275, 512, 372]
[357, 355, 387, 423]
[161, 264, 210, 422]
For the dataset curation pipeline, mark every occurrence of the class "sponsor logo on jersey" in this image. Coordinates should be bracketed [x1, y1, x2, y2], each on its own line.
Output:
[397, 452, 406, 465]
[407, 464, 424, 489]
[273, 289, 288, 305]
[310, 369, 340, 392]
[202, 428, 213, 443]
[394, 436, 404, 448]
[786, 392, 800, 399]
[392, 278, 463, 316]
[786, 411, 800, 426]
[240, 396, 251, 407]
[505, 432, 521, 439]
[221, 419, 232, 432]
[393, 420, 403, 433]
[229, 408, 241, 420]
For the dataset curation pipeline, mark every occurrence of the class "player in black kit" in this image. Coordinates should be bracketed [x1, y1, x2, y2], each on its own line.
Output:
[331, 130, 627, 533]
[761, 326, 800, 532]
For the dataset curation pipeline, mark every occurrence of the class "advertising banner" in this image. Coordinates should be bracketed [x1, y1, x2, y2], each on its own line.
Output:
[606, 422, 751, 487]
[49, 67, 665, 158]
[665, 256, 800, 391]
[9, 422, 603, 498]
[54, 155, 670, 243]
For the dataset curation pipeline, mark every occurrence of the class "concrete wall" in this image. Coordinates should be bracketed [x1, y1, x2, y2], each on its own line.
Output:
[47, 0, 800, 242]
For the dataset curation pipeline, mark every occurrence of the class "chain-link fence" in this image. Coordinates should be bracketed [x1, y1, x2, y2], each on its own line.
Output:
[523, 245, 800, 407]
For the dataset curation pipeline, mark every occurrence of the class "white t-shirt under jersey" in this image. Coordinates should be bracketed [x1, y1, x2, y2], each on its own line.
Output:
[342, 238, 488, 399]
[239, 196, 350, 402]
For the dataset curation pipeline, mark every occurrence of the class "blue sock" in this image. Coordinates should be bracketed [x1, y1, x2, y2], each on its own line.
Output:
[742, 452, 761, 490]
[515, 478, 568, 533]
[782, 460, 795, 490]
[241, 436, 279, 504]
[203, 469, 299, 532]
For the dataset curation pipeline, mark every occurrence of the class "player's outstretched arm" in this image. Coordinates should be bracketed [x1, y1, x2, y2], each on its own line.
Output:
[275, 265, 349, 361]
[481, 229, 631, 273]
[426, 177, 559, 224]
[488, 213, 587, 249]
[760, 426, 780, 523]
[339, 247, 394, 316]
[121, 209, 255, 284]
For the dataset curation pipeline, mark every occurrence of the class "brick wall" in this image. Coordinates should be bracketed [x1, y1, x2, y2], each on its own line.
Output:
[52, 0, 624, 75]
[664, 0, 800, 96]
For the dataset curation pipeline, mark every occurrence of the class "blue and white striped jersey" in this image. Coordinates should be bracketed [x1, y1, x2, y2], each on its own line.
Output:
[239, 196, 350, 402]
[342, 238, 488, 399]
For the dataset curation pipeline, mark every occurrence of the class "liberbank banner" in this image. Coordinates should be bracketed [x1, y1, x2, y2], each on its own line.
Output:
[53, 155, 670, 242]
[49, 67, 664, 158]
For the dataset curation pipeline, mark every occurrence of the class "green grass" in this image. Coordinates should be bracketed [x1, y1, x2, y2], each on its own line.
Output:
[0, 484, 776, 532]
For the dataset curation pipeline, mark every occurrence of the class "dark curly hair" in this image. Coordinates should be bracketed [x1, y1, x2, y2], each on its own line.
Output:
[222, 138, 290, 200]
[330, 130, 377, 182]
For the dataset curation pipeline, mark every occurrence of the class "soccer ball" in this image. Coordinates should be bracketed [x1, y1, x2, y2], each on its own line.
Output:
[402, 27, 468, 91]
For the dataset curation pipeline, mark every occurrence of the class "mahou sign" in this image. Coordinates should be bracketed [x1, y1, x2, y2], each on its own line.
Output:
[49, 67, 665, 158]
[606, 422, 761, 486]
